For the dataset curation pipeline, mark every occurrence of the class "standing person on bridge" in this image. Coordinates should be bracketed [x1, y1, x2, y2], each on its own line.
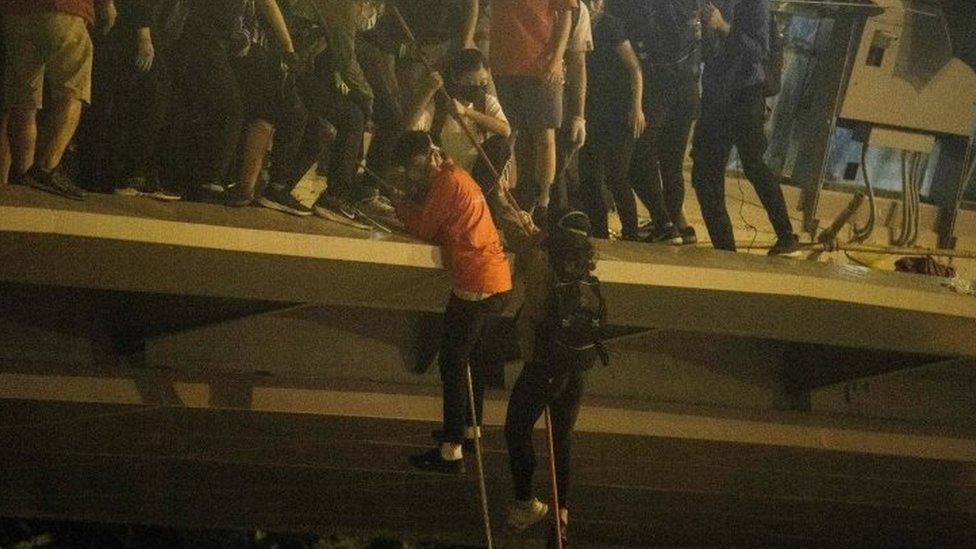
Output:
[391, 130, 513, 475]
[505, 210, 607, 547]
[691, 0, 800, 256]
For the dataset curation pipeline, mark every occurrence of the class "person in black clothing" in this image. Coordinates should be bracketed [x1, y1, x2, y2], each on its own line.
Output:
[106, 0, 187, 201]
[611, 0, 701, 245]
[692, 0, 800, 256]
[258, 0, 384, 221]
[578, 0, 645, 241]
[505, 210, 604, 547]
[0, 15, 8, 187]
[172, 0, 304, 205]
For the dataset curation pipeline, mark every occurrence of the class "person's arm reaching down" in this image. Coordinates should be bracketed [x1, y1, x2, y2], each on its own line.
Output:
[460, 0, 478, 49]
[617, 39, 646, 139]
[544, 7, 573, 85]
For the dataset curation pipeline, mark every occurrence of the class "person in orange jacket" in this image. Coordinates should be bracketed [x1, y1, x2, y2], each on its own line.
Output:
[391, 130, 512, 474]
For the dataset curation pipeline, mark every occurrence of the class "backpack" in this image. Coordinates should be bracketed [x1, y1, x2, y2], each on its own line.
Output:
[540, 274, 609, 376]
[763, 16, 786, 97]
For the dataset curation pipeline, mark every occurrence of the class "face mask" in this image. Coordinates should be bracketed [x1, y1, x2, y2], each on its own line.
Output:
[454, 83, 487, 105]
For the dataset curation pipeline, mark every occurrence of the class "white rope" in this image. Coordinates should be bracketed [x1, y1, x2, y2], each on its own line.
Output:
[465, 363, 494, 549]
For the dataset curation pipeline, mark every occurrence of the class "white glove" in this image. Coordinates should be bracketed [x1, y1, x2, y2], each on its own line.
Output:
[135, 37, 155, 72]
[568, 115, 586, 148]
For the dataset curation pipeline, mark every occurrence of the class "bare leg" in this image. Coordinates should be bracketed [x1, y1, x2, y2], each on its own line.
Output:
[6, 107, 37, 175]
[238, 119, 274, 201]
[37, 97, 82, 171]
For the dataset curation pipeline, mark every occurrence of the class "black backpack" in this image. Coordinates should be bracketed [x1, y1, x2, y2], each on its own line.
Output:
[763, 16, 786, 97]
[539, 274, 609, 376]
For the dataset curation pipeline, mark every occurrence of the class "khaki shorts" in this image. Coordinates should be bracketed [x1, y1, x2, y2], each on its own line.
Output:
[3, 12, 93, 109]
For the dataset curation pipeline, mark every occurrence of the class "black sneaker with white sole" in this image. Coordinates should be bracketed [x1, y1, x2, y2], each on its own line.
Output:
[768, 235, 803, 258]
[115, 176, 181, 201]
[26, 165, 86, 201]
[408, 448, 465, 475]
[679, 226, 697, 245]
[644, 223, 682, 244]
[259, 187, 313, 217]
[187, 183, 229, 205]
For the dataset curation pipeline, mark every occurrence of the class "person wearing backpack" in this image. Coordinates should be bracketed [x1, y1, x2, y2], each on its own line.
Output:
[505, 210, 606, 546]
[691, 0, 800, 257]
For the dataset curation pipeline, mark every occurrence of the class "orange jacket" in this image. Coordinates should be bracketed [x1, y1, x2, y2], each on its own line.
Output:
[395, 161, 512, 296]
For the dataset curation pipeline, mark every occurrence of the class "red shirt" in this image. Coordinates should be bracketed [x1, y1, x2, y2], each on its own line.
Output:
[2, 0, 108, 25]
[489, 0, 578, 77]
[395, 161, 512, 296]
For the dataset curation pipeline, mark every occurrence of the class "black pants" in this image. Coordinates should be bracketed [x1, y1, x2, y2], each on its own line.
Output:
[267, 73, 311, 190]
[440, 292, 509, 443]
[506, 364, 584, 505]
[108, 43, 175, 185]
[631, 79, 697, 230]
[357, 37, 403, 175]
[175, 35, 294, 186]
[691, 86, 794, 251]
[287, 69, 366, 201]
[579, 128, 638, 239]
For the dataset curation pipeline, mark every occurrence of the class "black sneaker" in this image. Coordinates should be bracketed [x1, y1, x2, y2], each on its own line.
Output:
[27, 165, 86, 201]
[431, 430, 476, 454]
[408, 448, 465, 475]
[768, 235, 803, 258]
[316, 194, 358, 221]
[644, 223, 682, 245]
[115, 176, 181, 201]
[679, 226, 698, 245]
[259, 187, 313, 217]
[188, 183, 229, 205]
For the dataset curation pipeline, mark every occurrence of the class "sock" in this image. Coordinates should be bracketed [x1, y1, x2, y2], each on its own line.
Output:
[439, 441, 462, 461]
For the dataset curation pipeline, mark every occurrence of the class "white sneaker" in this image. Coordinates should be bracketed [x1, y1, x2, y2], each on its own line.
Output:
[506, 498, 549, 532]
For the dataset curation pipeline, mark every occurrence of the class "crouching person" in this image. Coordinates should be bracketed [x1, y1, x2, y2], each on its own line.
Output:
[390, 131, 513, 474]
[505, 211, 607, 546]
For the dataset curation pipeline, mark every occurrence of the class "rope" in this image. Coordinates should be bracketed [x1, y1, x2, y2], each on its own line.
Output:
[465, 363, 494, 549]
[732, 240, 976, 260]
[544, 407, 564, 549]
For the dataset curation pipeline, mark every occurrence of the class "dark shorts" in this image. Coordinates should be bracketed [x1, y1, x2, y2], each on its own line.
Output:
[495, 75, 564, 131]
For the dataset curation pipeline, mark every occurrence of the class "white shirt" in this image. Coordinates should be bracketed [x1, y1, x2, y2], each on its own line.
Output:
[567, 2, 594, 53]
[416, 94, 509, 171]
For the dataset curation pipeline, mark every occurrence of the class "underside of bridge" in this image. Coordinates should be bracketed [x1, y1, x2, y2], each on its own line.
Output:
[2, 188, 976, 546]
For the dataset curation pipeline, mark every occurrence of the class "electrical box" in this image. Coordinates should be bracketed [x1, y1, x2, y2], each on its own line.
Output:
[839, 0, 976, 136]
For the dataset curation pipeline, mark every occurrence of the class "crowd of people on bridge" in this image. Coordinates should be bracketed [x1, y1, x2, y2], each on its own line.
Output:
[0, 0, 803, 256]
[1, 1, 803, 545]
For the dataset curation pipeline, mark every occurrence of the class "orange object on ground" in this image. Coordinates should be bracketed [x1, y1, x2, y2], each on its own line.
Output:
[395, 161, 513, 296]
